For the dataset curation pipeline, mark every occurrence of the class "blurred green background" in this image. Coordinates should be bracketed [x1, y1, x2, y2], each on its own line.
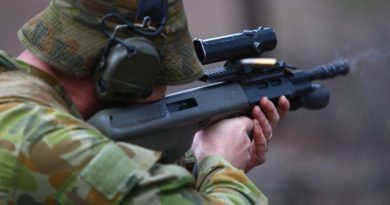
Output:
[1, 0, 389, 204]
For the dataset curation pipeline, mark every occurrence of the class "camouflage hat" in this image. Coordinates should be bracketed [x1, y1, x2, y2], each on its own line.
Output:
[18, 0, 204, 85]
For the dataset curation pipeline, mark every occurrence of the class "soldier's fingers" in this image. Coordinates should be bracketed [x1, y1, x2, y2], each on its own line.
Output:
[259, 97, 279, 129]
[246, 119, 268, 171]
[252, 105, 272, 140]
[277, 96, 290, 119]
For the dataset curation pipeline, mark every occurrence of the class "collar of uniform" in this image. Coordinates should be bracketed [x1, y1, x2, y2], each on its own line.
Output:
[0, 50, 83, 119]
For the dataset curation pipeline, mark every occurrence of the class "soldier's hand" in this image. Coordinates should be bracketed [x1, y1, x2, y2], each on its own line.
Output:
[245, 96, 289, 171]
[191, 96, 289, 172]
[192, 116, 253, 170]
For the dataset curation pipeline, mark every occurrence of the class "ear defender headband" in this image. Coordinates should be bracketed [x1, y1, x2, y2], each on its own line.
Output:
[94, 0, 168, 104]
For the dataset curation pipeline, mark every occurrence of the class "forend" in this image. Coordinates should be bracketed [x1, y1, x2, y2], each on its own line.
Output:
[193, 27, 277, 65]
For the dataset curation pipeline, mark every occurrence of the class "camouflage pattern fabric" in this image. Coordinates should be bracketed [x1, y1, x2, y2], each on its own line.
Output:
[0, 51, 268, 204]
[18, 0, 204, 85]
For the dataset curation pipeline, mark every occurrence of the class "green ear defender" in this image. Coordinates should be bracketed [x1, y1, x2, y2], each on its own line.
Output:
[94, 37, 162, 103]
[94, 0, 167, 104]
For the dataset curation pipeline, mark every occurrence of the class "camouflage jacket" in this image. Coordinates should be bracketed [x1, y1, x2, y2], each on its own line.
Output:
[0, 50, 268, 205]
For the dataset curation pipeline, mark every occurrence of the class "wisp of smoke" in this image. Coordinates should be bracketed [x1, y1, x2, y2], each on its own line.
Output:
[335, 47, 390, 74]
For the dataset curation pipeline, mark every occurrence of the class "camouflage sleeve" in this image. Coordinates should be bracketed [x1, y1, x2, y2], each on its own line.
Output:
[0, 100, 168, 204]
[0, 100, 268, 205]
[195, 155, 269, 205]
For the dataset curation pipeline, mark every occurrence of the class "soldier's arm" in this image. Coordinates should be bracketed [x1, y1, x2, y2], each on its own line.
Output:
[196, 155, 268, 204]
[0, 101, 268, 205]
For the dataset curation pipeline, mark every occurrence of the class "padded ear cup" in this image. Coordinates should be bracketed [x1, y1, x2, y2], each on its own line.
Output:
[94, 37, 162, 103]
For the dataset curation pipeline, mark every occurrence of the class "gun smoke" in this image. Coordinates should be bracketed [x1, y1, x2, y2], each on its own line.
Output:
[336, 47, 390, 74]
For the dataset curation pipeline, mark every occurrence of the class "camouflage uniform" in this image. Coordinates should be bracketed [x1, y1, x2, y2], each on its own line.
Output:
[0, 52, 268, 204]
[0, 0, 269, 204]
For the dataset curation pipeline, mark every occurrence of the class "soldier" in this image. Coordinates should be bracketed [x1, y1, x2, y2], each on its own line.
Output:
[0, 0, 289, 204]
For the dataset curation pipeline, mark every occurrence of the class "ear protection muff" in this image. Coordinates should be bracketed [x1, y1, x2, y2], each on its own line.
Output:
[94, 37, 162, 103]
[94, 0, 168, 104]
